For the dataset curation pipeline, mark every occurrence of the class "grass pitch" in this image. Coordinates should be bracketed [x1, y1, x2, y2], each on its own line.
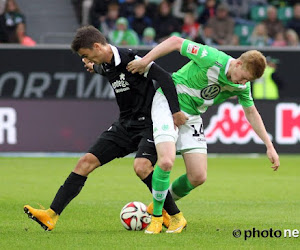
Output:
[0, 155, 299, 249]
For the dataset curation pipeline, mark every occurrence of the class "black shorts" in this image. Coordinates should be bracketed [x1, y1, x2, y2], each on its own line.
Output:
[88, 120, 157, 166]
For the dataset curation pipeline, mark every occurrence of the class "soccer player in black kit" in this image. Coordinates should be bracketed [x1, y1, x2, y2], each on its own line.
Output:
[24, 26, 187, 233]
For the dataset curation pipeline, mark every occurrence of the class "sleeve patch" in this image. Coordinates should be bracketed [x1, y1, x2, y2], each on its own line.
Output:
[187, 44, 199, 55]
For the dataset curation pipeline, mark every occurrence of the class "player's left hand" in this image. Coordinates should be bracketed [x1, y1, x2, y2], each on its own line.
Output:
[266, 147, 280, 171]
[82, 58, 94, 73]
[172, 111, 188, 128]
[127, 59, 147, 75]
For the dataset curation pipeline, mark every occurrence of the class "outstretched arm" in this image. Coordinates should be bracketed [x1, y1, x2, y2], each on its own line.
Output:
[146, 62, 188, 127]
[243, 105, 280, 171]
[127, 36, 185, 74]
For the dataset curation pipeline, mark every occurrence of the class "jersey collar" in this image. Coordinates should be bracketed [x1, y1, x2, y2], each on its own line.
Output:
[225, 57, 233, 75]
[109, 44, 121, 66]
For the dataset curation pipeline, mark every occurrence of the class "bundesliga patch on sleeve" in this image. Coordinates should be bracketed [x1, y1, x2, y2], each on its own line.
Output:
[187, 44, 199, 55]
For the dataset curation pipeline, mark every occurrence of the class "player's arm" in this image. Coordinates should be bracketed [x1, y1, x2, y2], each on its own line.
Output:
[127, 36, 184, 74]
[146, 62, 188, 127]
[243, 105, 280, 171]
[81, 58, 105, 75]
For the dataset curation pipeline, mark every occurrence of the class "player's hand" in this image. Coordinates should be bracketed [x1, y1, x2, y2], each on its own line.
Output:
[127, 59, 147, 75]
[172, 111, 188, 128]
[82, 58, 94, 73]
[266, 147, 280, 171]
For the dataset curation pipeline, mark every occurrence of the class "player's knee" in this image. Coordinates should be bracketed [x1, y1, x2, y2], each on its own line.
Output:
[134, 158, 153, 179]
[74, 153, 100, 176]
[157, 156, 174, 171]
[189, 172, 207, 187]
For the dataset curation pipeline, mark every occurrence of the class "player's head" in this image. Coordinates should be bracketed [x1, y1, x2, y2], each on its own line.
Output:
[71, 25, 108, 64]
[230, 50, 266, 85]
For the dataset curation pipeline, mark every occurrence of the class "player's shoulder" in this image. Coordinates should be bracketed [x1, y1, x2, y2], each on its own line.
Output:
[118, 47, 138, 59]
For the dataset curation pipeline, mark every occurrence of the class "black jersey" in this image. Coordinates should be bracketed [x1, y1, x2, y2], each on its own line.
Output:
[94, 45, 155, 124]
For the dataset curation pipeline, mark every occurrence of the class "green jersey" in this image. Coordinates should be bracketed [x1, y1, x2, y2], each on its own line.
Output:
[159, 39, 254, 115]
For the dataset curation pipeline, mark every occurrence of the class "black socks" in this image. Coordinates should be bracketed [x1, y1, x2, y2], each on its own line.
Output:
[50, 172, 87, 215]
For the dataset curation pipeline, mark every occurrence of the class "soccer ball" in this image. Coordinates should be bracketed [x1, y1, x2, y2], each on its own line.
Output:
[120, 201, 151, 230]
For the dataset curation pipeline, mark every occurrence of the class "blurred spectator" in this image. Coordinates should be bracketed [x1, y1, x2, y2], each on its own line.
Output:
[181, 12, 200, 40]
[172, 0, 199, 21]
[286, 3, 300, 39]
[128, 2, 152, 40]
[108, 17, 139, 45]
[119, 0, 137, 18]
[230, 34, 240, 45]
[0, 0, 6, 15]
[197, 0, 217, 25]
[0, 0, 25, 43]
[286, 28, 300, 46]
[262, 5, 285, 40]
[141, 27, 157, 45]
[145, 0, 161, 19]
[99, 2, 120, 38]
[250, 22, 271, 46]
[206, 3, 234, 45]
[15, 22, 36, 46]
[271, 31, 287, 46]
[195, 24, 218, 45]
[221, 0, 251, 23]
[153, 0, 181, 42]
[71, 0, 84, 24]
[89, 0, 117, 29]
[252, 56, 283, 100]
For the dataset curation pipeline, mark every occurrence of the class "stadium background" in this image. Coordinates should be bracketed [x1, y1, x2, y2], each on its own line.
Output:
[0, 2, 299, 249]
[0, 0, 300, 153]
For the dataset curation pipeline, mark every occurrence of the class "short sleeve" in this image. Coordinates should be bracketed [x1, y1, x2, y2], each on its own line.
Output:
[237, 82, 254, 107]
[180, 39, 217, 67]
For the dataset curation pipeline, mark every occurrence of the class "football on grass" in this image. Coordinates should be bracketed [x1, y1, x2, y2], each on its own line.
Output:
[120, 201, 151, 230]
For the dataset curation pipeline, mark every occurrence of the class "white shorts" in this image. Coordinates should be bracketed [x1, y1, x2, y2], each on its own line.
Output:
[151, 92, 207, 154]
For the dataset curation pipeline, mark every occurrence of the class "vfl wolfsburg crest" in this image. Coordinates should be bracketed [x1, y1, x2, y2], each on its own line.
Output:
[153, 190, 168, 201]
[200, 84, 221, 100]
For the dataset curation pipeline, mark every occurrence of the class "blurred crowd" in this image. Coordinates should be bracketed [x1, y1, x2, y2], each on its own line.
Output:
[83, 0, 300, 47]
[0, 0, 35, 46]
[1, 0, 300, 47]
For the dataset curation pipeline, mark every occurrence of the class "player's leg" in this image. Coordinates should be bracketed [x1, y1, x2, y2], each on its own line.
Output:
[24, 123, 129, 231]
[170, 152, 207, 201]
[23, 153, 100, 231]
[134, 137, 180, 228]
[169, 113, 207, 201]
[145, 91, 178, 234]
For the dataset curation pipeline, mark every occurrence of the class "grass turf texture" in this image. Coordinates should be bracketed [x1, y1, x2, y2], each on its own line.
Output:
[0, 155, 299, 249]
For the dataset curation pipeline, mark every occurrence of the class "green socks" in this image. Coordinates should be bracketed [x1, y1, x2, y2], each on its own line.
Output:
[152, 165, 170, 216]
[169, 174, 195, 201]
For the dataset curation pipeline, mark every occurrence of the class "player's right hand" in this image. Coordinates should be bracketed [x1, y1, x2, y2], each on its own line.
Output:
[266, 147, 280, 171]
[82, 58, 94, 73]
[127, 59, 147, 75]
[172, 111, 188, 128]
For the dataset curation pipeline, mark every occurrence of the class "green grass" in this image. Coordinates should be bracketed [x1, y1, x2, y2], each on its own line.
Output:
[0, 155, 299, 249]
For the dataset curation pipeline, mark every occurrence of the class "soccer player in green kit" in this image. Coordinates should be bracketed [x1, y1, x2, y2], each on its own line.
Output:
[127, 36, 280, 234]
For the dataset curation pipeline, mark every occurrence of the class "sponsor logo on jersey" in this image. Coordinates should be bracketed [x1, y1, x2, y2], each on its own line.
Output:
[187, 44, 199, 55]
[200, 84, 221, 100]
[112, 73, 130, 93]
[201, 48, 208, 58]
